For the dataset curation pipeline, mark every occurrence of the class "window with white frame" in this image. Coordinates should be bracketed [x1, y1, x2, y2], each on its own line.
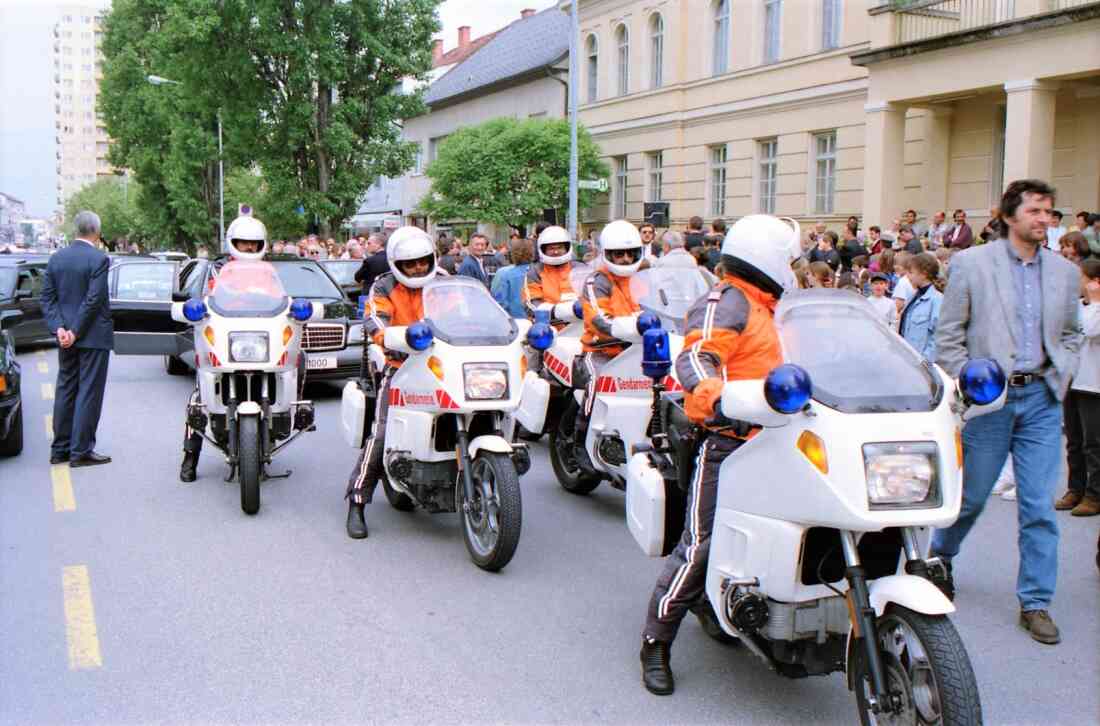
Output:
[413, 143, 423, 174]
[647, 151, 664, 202]
[614, 156, 628, 219]
[712, 0, 730, 75]
[813, 131, 837, 214]
[650, 14, 664, 89]
[764, 0, 782, 64]
[615, 24, 630, 97]
[758, 139, 778, 215]
[585, 35, 598, 103]
[708, 145, 727, 217]
[822, 0, 842, 49]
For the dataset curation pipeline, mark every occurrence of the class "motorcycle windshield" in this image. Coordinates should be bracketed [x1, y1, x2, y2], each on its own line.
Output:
[776, 289, 943, 413]
[422, 277, 518, 346]
[208, 260, 289, 318]
[569, 262, 595, 298]
[628, 267, 715, 335]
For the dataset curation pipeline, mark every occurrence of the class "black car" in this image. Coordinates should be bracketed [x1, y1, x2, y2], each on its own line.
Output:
[319, 259, 365, 305]
[108, 255, 364, 381]
[0, 309, 23, 456]
[0, 257, 54, 348]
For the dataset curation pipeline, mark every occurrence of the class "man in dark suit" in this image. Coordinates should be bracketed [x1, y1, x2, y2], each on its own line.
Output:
[40, 210, 114, 467]
[354, 233, 390, 298]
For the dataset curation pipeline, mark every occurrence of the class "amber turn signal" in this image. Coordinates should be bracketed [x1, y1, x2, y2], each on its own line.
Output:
[428, 355, 445, 381]
[203, 326, 216, 346]
[797, 430, 828, 474]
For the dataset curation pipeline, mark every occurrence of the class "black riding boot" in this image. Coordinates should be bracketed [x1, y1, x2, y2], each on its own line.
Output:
[573, 402, 597, 475]
[640, 637, 675, 695]
[180, 434, 202, 483]
[346, 502, 368, 539]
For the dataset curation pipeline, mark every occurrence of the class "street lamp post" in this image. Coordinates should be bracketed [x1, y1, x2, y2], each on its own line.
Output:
[147, 74, 224, 249]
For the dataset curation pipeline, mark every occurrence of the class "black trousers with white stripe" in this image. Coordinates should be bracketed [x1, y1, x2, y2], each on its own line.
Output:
[574, 351, 611, 449]
[644, 433, 743, 643]
[345, 368, 394, 505]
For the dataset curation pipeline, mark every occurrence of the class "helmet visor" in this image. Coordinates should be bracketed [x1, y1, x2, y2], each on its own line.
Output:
[606, 247, 642, 265]
[397, 254, 435, 279]
[230, 238, 263, 255]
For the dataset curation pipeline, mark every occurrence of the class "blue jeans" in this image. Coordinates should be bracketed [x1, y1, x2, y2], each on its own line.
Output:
[931, 380, 1062, 611]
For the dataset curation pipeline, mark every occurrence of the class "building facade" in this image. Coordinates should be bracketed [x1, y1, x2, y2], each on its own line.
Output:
[401, 7, 571, 238]
[571, 0, 1100, 234]
[0, 192, 27, 246]
[53, 4, 114, 207]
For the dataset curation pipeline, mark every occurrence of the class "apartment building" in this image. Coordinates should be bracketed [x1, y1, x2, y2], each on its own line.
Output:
[53, 5, 113, 206]
[571, 0, 1100, 233]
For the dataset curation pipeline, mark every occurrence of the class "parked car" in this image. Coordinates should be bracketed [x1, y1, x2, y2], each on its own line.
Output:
[0, 310, 23, 456]
[108, 255, 363, 382]
[151, 251, 190, 263]
[319, 259, 363, 303]
[0, 257, 54, 348]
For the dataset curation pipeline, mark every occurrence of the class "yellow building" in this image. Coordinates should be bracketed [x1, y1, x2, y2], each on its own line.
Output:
[53, 5, 114, 207]
[570, 0, 1100, 233]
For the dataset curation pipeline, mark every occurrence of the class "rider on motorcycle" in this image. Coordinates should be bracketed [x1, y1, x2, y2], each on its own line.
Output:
[179, 213, 268, 482]
[344, 226, 438, 539]
[575, 220, 647, 467]
[639, 214, 799, 696]
[523, 225, 580, 324]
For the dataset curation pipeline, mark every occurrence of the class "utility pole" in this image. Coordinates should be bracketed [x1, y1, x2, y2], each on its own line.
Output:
[567, 0, 579, 243]
[217, 110, 224, 251]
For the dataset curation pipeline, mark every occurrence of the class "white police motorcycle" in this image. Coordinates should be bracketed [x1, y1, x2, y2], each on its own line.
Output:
[626, 289, 1004, 725]
[341, 276, 552, 571]
[548, 266, 713, 494]
[172, 261, 321, 514]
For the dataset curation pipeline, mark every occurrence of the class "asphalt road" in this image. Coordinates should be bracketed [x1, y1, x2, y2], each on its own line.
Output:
[1, 351, 1098, 725]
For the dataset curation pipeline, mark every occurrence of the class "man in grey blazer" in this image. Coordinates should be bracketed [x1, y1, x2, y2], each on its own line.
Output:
[933, 179, 1080, 645]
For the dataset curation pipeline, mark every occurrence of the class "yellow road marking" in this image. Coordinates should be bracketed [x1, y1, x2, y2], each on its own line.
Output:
[52, 464, 75, 512]
[41, 383, 54, 400]
[45, 414, 53, 438]
[61, 565, 102, 669]
[37, 360, 49, 374]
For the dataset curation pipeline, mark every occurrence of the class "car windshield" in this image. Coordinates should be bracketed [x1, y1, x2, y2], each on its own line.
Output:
[320, 260, 360, 286]
[209, 260, 289, 318]
[629, 267, 715, 335]
[271, 260, 344, 300]
[422, 277, 517, 346]
[0, 268, 15, 298]
[776, 289, 942, 413]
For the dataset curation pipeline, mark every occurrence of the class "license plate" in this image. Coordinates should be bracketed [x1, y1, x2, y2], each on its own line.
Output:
[306, 354, 337, 370]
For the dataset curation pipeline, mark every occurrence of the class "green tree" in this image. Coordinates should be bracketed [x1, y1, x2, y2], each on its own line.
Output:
[63, 177, 152, 247]
[420, 118, 611, 228]
[99, 0, 440, 247]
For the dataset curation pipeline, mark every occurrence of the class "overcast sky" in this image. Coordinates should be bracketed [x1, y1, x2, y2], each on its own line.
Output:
[0, 0, 559, 217]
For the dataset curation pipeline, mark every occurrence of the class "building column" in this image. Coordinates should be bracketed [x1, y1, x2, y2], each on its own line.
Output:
[1003, 79, 1059, 187]
[1075, 88, 1100, 211]
[862, 101, 907, 227]
[923, 105, 953, 216]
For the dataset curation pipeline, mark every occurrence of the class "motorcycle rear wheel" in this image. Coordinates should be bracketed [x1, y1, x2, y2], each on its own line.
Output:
[461, 452, 522, 572]
[852, 605, 981, 726]
[548, 399, 601, 495]
[238, 415, 262, 515]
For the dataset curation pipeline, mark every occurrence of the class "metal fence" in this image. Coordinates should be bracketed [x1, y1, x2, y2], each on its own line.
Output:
[892, 0, 1095, 43]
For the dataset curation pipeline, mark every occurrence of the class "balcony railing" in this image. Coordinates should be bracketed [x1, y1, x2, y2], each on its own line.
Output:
[884, 0, 1098, 44]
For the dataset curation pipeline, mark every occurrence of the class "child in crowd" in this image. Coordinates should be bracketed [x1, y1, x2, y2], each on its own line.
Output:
[897, 253, 942, 363]
[892, 251, 914, 315]
[867, 272, 897, 328]
[808, 261, 834, 288]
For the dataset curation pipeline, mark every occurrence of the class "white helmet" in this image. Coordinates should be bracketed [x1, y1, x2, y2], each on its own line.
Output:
[599, 219, 645, 277]
[386, 226, 437, 289]
[536, 225, 573, 266]
[225, 214, 267, 261]
[721, 215, 801, 295]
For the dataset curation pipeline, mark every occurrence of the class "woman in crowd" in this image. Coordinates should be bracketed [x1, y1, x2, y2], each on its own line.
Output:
[491, 238, 535, 318]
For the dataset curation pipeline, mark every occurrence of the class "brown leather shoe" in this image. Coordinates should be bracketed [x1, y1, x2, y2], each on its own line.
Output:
[1070, 495, 1100, 517]
[1054, 490, 1083, 510]
[1019, 609, 1061, 644]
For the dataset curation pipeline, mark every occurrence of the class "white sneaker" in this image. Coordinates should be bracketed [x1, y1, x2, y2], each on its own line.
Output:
[1000, 485, 1017, 501]
[992, 460, 1015, 495]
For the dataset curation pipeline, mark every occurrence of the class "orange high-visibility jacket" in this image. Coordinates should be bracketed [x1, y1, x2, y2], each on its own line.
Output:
[522, 262, 577, 319]
[364, 272, 425, 367]
[581, 266, 641, 356]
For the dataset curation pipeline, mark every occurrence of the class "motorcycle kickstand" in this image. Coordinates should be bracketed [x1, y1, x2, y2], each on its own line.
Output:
[262, 466, 292, 480]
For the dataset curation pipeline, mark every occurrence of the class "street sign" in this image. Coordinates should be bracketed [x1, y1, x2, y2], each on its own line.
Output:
[578, 179, 608, 193]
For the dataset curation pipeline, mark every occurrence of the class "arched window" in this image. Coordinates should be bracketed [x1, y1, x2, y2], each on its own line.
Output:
[649, 14, 664, 89]
[585, 34, 598, 103]
[712, 0, 730, 75]
[615, 24, 630, 96]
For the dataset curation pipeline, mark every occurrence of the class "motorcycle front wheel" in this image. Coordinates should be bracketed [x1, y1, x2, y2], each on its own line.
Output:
[238, 414, 262, 515]
[461, 452, 522, 572]
[852, 605, 982, 726]
[548, 399, 601, 495]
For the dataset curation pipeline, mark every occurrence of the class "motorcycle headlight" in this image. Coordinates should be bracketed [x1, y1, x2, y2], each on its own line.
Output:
[863, 442, 940, 509]
[463, 363, 508, 401]
[229, 332, 270, 363]
[347, 323, 365, 345]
